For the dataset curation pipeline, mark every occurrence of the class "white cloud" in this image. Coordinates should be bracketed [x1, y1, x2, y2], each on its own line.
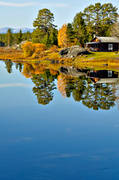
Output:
[0, 1, 68, 8]
[0, 1, 36, 7]
[0, 83, 32, 88]
[42, 3, 68, 8]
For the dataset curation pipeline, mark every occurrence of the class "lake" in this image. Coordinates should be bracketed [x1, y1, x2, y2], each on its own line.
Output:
[0, 60, 119, 180]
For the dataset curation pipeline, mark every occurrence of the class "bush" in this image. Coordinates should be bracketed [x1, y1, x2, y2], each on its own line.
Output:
[49, 45, 58, 52]
[34, 43, 46, 53]
[22, 42, 35, 57]
[32, 43, 47, 58]
[22, 42, 47, 58]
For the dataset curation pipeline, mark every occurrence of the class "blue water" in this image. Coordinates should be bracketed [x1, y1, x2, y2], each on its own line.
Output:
[0, 61, 119, 180]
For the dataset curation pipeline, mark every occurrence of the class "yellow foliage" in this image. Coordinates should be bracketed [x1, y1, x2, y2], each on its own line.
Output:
[22, 42, 35, 57]
[49, 45, 58, 52]
[50, 69, 58, 75]
[58, 24, 68, 47]
[22, 63, 35, 78]
[22, 42, 47, 58]
[0, 47, 23, 60]
[34, 43, 46, 52]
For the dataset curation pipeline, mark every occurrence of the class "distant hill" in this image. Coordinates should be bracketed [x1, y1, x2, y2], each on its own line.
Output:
[0, 27, 33, 34]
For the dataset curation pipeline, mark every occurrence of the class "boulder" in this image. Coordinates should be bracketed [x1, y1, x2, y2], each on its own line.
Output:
[59, 48, 70, 56]
[59, 45, 89, 58]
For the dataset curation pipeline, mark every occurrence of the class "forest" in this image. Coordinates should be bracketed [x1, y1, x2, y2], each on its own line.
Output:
[0, 2, 119, 48]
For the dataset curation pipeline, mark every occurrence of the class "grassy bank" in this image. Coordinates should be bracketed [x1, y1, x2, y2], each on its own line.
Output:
[0, 48, 119, 68]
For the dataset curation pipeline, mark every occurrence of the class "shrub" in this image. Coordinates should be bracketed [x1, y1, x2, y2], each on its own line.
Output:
[22, 42, 35, 57]
[22, 42, 47, 58]
[49, 45, 58, 52]
[34, 43, 46, 53]
[32, 43, 47, 58]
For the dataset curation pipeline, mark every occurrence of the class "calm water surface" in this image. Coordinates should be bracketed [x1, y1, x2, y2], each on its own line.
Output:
[0, 60, 119, 180]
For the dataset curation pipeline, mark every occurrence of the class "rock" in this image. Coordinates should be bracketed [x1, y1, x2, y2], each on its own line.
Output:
[59, 45, 89, 58]
[59, 48, 70, 56]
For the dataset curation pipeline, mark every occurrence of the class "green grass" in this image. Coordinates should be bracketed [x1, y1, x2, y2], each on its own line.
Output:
[81, 52, 119, 60]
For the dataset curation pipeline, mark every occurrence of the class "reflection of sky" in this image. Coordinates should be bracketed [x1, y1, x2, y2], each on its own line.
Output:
[0, 83, 32, 88]
[0, 61, 119, 179]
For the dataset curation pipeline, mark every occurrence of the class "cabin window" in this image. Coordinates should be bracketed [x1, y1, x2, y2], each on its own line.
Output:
[108, 71, 112, 77]
[108, 44, 113, 51]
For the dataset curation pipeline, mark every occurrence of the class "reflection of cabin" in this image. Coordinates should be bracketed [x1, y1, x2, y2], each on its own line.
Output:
[88, 70, 119, 78]
[88, 70, 119, 84]
[86, 37, 119, 52]
[0, 41, 5, 47]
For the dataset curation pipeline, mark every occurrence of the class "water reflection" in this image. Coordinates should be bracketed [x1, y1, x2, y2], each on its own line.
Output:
[5, 60, 13, 73]
[32, 71, 56, 105]
[3, 60, 119, 110]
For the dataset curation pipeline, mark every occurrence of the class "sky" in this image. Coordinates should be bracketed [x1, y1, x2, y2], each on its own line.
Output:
[0, 0, 119, 29]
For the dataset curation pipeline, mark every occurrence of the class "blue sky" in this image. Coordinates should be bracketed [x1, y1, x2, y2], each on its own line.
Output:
[0, 0, 119, 29]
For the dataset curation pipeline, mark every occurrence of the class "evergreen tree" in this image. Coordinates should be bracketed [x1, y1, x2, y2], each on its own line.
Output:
[66, 23, 76, 45]
[83, 3, 118, 37]
[17, 29, 23, 44]
[49, 28, 58, 46]
[73, 12, 87, 46]
[32, 8, 57, 46]
[6, 28, 13, 47]
[111, 22, 119, 37]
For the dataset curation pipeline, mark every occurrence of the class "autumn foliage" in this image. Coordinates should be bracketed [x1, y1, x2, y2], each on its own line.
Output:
[58, 24, 68, 48]
[58, 24, 76, 47]
[49, 45, 58, 52]
[22, 42, 47, 58]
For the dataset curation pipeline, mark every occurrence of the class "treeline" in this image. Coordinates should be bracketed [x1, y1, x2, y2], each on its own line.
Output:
[0, 29, 32, 46]
[0, 2, 119, 48]
[59, 3, 119, 47]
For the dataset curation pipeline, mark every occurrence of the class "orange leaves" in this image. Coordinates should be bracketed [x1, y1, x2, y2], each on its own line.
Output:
[58, 24, 68, 48]
[22, 42, 35, 57]
[22, 42, 47, 58]
[49, 45, 58, 52]
[34, 43, 46, 53]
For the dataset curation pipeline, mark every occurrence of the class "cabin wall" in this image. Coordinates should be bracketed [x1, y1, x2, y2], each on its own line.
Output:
[100, 43, 119, 52]
[87, 43, 119, 52]
[0, 42, 5, 47]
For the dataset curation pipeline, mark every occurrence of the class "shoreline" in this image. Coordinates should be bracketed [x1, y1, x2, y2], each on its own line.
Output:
[0, 48, 119, 71]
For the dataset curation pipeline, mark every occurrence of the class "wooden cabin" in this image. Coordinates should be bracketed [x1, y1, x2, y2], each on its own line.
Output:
[86, 37, 119, 52]
[0, 41, 5, 47]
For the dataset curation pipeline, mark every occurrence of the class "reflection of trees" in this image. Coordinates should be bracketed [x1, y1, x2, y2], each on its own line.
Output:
[32, 70, 57, 105]
[60, 75, 116, 110]
[81, 83, 116, 110]
[57, 74, 67, 97]
[5, 61, 23, 73]
[15, 63, 23, 72]
[5, 60, 13, 73]
[67, 76, 87, 100]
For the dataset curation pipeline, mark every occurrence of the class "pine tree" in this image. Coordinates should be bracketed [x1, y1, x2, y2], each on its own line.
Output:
[6, 28, 13, 47]
[73, 12, 87, 46]
[32, 8, 57, 46]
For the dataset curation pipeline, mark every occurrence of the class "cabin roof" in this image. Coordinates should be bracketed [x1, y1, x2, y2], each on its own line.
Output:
[95, 78, 119, 84]
[94, 37, 119, 43]
[86, 37, 119, 45]
[86, 42, 100, 45]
